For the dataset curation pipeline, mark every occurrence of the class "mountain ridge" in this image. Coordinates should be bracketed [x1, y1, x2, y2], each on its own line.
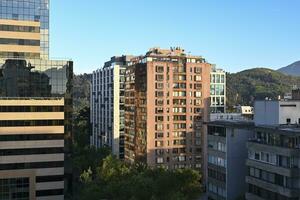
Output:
[278, 60, 300, 76]
[226, 67, 300, 107]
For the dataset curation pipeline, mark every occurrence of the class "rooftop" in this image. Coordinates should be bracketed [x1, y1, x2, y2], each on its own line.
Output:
[255, 124, 300, 136]
[207, 119, 255, 129]
[145, 47, 205, 60]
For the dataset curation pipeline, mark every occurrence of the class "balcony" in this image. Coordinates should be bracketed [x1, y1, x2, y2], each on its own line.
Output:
[247, 140, 300, 157]
[246, 176, 300, 198]
[246, 159, 300, 177]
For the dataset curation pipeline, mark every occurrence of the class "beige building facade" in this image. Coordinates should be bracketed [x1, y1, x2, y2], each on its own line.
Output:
[0, 98, 65, 200]
[0, 19, 41, 59]
[124, 47, 211, 171]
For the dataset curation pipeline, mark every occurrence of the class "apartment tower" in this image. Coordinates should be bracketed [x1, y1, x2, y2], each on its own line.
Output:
[91, 56, 133, 159]
[124, 47, 211, 170]
[0, 1, 73, 200]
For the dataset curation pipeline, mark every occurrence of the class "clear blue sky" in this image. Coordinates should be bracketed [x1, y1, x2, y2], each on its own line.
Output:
[50, 0, 300, 74]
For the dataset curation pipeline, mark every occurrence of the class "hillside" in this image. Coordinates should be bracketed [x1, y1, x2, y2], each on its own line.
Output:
[73, 73, 92, 111]
[226, 68, 300, 107]
[278, 61, 300, 76]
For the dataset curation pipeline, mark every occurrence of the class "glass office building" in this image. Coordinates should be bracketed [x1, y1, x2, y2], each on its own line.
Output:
[0, 0, 73, 199]
[0, 59, 72, 97]
[0, 58, 73, 200]
[210, 67, 226, 113]
[0, 0, 49, 59]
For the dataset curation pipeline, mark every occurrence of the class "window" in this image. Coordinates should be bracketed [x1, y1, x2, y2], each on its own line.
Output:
[194, 83, 202, 90]
[156, 91, 164, 97]
[173, 91, 186, 97]
[255, 152, 260, 160]
[156, 75, 164, 81]
[155, 149, 164, 155]
[179, 155, 186, 162]
[173, 83, 186, 89]
[287, 118, 291, 124]
[208, 155, 227, 167]
[174, 123, 186, 129]
[156, 66, 164, 73]
[173, 139, 186, 145]
[173, 115, 186, 121]
[195, 91, 201, 97]
[155, 132, 164, 138]
[249, 150, 277, 165]
[156, 124, 164, 131]
[155, 141, 164, 147]
[156, 83, 164, 89]
[155, 116, 164, 122]
[173, 75, 186, 81]
[195, 75, 201, 81]
[194, 108, 202, 113]
[195, 99, 202, 105]
[208, 182, 226, 197]
[220, 75, 225, 83]
[173, 107, 186, 113]
[0, 178, 30, 200]
[173, 99, 186, 105]
[173, 131, 186, 137]
[194, 67, 202, 74]
[173, 66, 186, 73]
[156, 99, 164, 106]
[156, 157, 164, 163]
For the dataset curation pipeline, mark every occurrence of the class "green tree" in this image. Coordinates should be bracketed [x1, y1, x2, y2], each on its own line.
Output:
[78, 155, 202, 200]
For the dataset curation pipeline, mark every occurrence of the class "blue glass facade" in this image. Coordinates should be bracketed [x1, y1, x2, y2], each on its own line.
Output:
[0, 0, 49, 59]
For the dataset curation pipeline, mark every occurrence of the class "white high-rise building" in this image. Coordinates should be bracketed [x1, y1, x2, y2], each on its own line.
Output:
[91, 56, 133, 159]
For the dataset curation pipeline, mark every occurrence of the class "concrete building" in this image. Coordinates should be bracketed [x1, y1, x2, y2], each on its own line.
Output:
[206, 118, 254, 200]
[0, 1, 73, 199]
[0, 98, 65, 200]
[210, 67, 226, 113]
[246, 125, 300, 200]
[91, 56, 133, 159]
[124, 47, 212, 170]
[254, 100, 300, 125]
[246, 97, 300, 200]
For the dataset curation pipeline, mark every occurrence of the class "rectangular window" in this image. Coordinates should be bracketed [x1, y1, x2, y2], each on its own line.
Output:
[155, 141, 164, 147]
[194, 67, 202, 74]
[156, 91, 164, 97]
[156, 99, 164, 106]
[195, 75, 202, 81]
[155, 124, 164, 131]
[155, 116, 164, 122]
[156, 83, 164, 89]
[173, 91, 186, 97]
[195, 91, 201, 97]
[156, 75, 164, 81]
[155, 132, 164, 138]
[173, 75, 186, 81]
[156, 66, 164, 73]
[156, 157, 164, 163]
